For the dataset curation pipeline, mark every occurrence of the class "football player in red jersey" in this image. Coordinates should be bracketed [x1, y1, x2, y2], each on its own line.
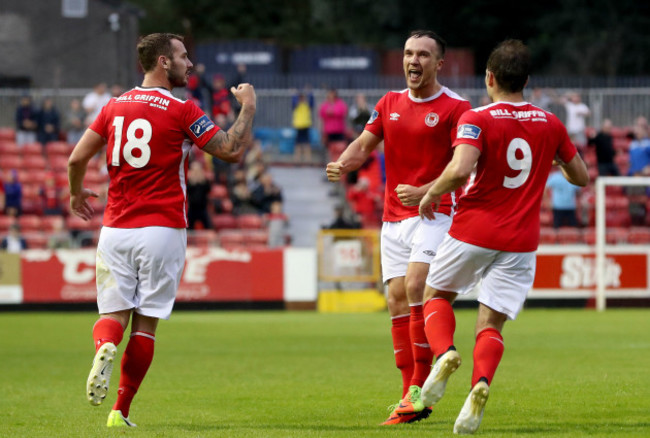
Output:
[326, 30, 471, 425]
[68, 33, 256, 428]
[417, 40, 588, 434]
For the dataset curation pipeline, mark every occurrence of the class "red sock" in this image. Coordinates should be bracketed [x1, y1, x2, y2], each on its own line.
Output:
[409, 304, 433, 388]
[391, 314, 413, 398]
[92, 318, 124, 351]
[423, 298, 456, 358]
[113, 331, 155, 418]
[472, 328, 504, 387]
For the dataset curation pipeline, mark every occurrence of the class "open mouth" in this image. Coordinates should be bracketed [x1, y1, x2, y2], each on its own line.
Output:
[408, 70, 422, 81]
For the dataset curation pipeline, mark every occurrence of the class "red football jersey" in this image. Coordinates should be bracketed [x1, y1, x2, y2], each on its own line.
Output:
[450, 101, 577, 252]
[364, 87, 471, 222]
[89, 87, 220, 228]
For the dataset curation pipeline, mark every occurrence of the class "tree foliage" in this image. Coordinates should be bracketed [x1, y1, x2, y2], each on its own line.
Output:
[126, 0, 650, 75]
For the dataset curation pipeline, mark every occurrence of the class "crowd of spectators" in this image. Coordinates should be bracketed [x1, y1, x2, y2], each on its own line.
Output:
[2, 82, 650, 250]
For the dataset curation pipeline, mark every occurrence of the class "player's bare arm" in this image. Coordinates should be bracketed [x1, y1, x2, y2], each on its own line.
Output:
[419, 144, 480, 219]
[326, 130, 381, 182]
[558, 153, 589, 187]
[203, 84, 256, 163]
[395, 181, 435, 207]
[68, 129, 104, 221]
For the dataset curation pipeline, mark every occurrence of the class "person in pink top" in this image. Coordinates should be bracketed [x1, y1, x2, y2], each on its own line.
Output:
[68, 33, 256, 428]
[417, 39, 588, 434]
[326, 30, 471, 425]
[319, 88, 348, 145]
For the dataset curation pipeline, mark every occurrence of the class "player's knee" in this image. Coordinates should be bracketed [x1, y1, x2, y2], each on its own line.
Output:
[386, 293, 409, 315]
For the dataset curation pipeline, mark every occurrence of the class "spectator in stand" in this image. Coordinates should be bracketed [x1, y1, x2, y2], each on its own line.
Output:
[186, 161, 212, 230]
[327, 204, 361, 230]
[47, 216, 73, 249]
[15, 95, 38, 146]
[546, 168, 581, 228]
[211, 74, 232, 120]
[229, 63, 248, 116]
[346, 177, 381, 227]
[319, 88, 348, 147]
[1, 223, 27, 253]
[267, 200, 289, 247]
[588, 118, 619, 176]
[65, 98, 86, 145]
[3, 169, 22, 217]
[82, 82, 111, 126]
[193, 63, 213, 110]
[37, 97, 61, 145]
[110, 84, 124, 98]
[530, 87, 552, 110]
[562, 92, 590, 148]
[349, 92, 372, 136]
[292, 90, 314, 163]
[229, 169, 256, 215]
[40, 172, 64, 215]
[251, 171, 283, 214]
[627, 121, 650, 225]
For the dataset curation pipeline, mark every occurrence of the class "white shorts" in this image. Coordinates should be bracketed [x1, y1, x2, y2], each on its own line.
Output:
[96, 226, 187, 320]
[381, 213, 452, 283]
[426, 235, 536, 320]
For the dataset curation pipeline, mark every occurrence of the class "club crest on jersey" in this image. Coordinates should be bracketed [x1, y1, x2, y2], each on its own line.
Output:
[425, 112, 439, 127]
[457, 124, 481, 140]
[367, 109, 379, 125]
[189, 115, 215, 138]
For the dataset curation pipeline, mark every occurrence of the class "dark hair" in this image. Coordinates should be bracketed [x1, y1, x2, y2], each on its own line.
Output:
[486, 39, 531, 93]
[137, 33, 184, 73]
[408, 30, 446, 58]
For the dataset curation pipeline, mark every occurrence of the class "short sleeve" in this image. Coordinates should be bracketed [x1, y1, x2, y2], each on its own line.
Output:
[182, 100, 220, 148]
[363, 94, 385, 139]
[452, 110, 485, 152]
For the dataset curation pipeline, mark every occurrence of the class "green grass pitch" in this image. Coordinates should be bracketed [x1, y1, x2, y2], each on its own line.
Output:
[1, 308, 649, 437]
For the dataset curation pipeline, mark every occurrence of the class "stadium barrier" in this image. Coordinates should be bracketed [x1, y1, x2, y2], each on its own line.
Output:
[0, 247, 317, 308]
[1, 237, 648, 309]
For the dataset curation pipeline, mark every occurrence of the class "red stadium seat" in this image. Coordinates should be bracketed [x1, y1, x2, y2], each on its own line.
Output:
[237, 213, 264, 229]
[22, 142, 44, 157]
[606, 210, 630, 227]
[0, 141, 20, 155]
[627, 227, 650, 244]
[85, 169, 109, 185]
[49, 155, 69, 172]
[23, 232, 49, 249]
[242, 229, 269, 245]
[607, 227, 628, 244]
[0, 155, 22, 170]
[0, 215, 16, 232]
[45, 141, 73, 157]
[556, 227, 582, 244]
[209, 184, 229, 200]
[187, 229, 217, 248]
[539, 227, 557, 244]
[19, 169, 49, 186]
[66, 215, 97, 232]
[583, 227, 596, 245]
[211, 213, 237, 230]
[0, 127, 15, 141]
[22, 155, 47, 170]
[218, 229, 245, 247]
[41, 215, 66, 232]
[18, 215, 42, 232]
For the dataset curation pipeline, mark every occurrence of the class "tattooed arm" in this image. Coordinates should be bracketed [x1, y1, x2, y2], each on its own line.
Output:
[203, 83, 256, 163]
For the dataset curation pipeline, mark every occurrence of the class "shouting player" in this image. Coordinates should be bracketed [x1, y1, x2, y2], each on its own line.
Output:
[417, 39, 588, 434]
[68, 33, 256, 428]
[325, 30, 471, 425]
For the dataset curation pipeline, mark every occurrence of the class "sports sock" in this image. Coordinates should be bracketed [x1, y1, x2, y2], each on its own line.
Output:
[92, 317, 124, 351]
[408, 304, 434, 388]
[471, 328, 504, 387]
[390, 314, 413, 398]
[423, 298, 456, 358]
[113, 331, 155, 418]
